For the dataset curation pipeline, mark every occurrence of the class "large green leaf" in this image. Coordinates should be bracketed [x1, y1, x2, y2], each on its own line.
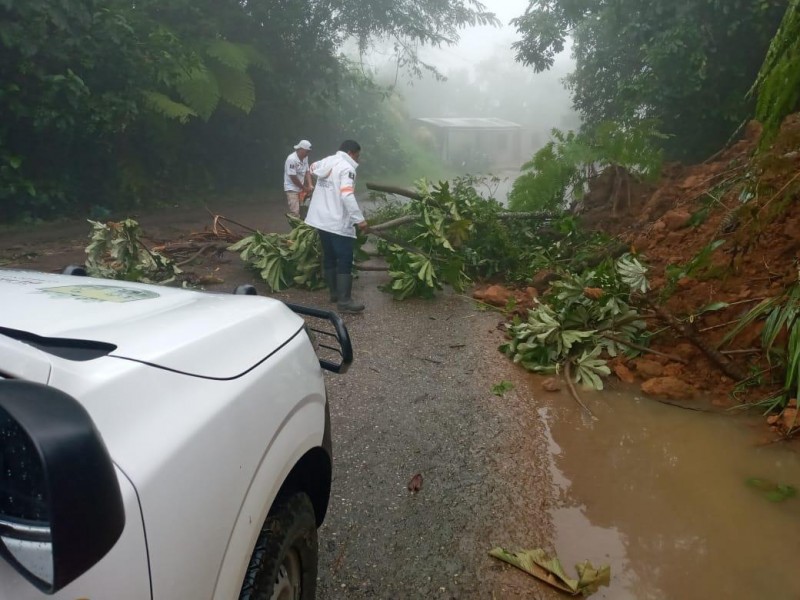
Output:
[489, 547, 610, 596]
[211, 62, 256, 113]
[174, 67, 220, 120]
[142, 91, 198, 123]
[616, 255, 650, 294]
[573, 346, 611, 390]
[205, 39, 250, 72]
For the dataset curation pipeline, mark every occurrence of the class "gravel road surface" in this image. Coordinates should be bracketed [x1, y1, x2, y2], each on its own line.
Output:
[277, 272, 559, 599]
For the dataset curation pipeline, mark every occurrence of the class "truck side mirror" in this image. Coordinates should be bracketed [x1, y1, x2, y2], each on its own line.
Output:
[0, 382, 125, 593]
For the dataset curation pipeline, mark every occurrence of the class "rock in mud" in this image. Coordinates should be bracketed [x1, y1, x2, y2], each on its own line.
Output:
[662, 362, 685, 377]
[541, 377, 561, 392]
[613, 363, 636, 384]
[661, 209, 691, 231]
[473, 285, 512, 307]
[633, 358, 665, 378]
[780, 408, 799, 433]
[641, 377, 696, 400]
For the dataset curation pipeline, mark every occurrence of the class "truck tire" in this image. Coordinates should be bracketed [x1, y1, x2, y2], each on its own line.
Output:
[239, 492, 318, 600]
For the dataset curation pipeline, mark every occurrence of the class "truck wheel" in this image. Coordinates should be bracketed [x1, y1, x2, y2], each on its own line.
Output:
[239, 492, 318, 600]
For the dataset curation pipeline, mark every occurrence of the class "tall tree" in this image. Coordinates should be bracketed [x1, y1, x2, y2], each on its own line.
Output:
[0, 0, 191, 219]
[0, 0, 494, 220]
[751, 0, 800, 143]
[511, 0, 787, 161]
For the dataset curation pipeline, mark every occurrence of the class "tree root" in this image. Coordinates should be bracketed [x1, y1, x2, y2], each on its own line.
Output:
[564, 361, 598, 420]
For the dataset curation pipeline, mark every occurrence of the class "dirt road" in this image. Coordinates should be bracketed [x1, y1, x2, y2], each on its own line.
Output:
[1, 201, 558, 599]
[276, 277, 556, 599]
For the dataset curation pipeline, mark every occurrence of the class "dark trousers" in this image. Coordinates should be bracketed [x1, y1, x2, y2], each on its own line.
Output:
[318, 230, 354, 275]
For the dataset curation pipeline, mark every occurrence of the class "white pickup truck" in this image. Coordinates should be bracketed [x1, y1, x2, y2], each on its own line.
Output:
[0, 268, 351, 599]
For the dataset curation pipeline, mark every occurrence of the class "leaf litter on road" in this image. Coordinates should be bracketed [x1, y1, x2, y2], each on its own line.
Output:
[488, 547, 610, 596]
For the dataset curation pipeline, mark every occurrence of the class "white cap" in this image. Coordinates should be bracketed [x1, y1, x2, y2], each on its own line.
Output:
[294, 139, 312, 150]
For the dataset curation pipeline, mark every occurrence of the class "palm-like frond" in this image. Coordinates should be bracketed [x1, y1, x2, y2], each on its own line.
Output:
[143, 39, 266, 122]
[142, 91, 197, 123]
[211, 61, 256, 113]
[174, 66, 220, 120]
[206, 39, 251, 72]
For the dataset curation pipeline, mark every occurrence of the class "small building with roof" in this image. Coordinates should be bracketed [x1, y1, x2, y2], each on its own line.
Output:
[412, 117, 523, 170]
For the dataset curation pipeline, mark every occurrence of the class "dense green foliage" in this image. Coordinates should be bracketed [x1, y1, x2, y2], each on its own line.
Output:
[227, 176, 618, 301]
[500, 255, 650, 389]
[229, 217, 333, 292]
[0, 1, 186, 220]
[508, 122, 663, 213]
[512, 0, 787, 161]
[751, 0, 800, 143]
[85, 219, 180, 283]
[367, 177, 619, 298]
[0, 0, 493, 221]
[724, 281, 800, 411]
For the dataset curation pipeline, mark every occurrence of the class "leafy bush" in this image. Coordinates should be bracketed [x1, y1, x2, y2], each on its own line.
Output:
[722, 280, 800, 410]
[508, 121, 664, 213]
[751, 0, 800, 145]
[228, 217, 327, 292]
[500, 254, 650, 390]
[85, 219, 180, 283]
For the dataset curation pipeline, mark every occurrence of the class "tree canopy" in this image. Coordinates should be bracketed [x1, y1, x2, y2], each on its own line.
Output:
[512, 0, 788, 161]
[0, 0, 494, 221]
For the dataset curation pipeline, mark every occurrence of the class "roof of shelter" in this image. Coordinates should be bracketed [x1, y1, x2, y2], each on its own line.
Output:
[414, 117, 521, 130]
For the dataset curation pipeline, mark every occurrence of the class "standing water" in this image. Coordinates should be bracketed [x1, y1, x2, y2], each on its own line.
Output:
[536, 387, 800, 599]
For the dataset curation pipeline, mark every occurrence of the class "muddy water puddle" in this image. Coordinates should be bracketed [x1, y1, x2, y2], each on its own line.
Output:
[536, 388, 800, 599]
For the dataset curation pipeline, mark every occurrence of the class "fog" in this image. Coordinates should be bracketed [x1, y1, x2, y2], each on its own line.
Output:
[356, 0, 577, 180]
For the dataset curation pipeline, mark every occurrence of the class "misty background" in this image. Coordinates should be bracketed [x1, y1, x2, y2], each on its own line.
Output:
[3, 0, 788, 222]
[352, 0, 578, 177]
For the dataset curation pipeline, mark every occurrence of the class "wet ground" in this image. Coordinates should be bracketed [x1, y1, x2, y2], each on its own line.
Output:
[3, 196, 800, 599]
[274, 277, 559, 599]
[534, 385, 800, 600]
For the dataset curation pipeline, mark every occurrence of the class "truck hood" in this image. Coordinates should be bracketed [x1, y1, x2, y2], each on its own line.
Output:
[0, 270, 304, 379]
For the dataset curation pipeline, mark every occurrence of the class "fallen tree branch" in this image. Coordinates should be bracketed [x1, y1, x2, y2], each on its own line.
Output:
[366, 182, 422, 200]
[369, 215, 418, 232]
[365, 182, 556, 226]
[175, 242, 228, 268]
[600, 333, 688, 364]
[355, 264, 389, 272]
[208, 213, 257, 234]
[365, 227, 427, 256]
[564, 361, 598, 420]
[497, 211, 556, 221]
[369, 211, 555, 233]
[651, 398, 716, 413]
[646, 300, 747, 381]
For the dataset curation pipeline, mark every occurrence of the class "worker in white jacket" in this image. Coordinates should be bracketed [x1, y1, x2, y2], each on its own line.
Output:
[305, 140, 368, 313]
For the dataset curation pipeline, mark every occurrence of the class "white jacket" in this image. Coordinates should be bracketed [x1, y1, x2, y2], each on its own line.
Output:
[305, 151, 364, 238]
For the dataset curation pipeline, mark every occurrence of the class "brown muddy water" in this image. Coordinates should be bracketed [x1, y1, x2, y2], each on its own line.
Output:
[533, 386, 800, 600]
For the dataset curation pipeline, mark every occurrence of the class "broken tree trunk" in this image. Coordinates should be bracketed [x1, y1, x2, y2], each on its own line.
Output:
[366, 183, 422, 200]
[365, 182, 557, 225]
[369, 215, 418, 232]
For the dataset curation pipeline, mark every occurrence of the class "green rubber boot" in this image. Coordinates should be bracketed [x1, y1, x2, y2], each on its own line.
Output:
[336, 274, 364, 313]
[324, 268, 338, 303]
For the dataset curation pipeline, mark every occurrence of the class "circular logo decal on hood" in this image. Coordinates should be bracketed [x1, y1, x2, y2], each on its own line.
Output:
[40, 285, 160, 303]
